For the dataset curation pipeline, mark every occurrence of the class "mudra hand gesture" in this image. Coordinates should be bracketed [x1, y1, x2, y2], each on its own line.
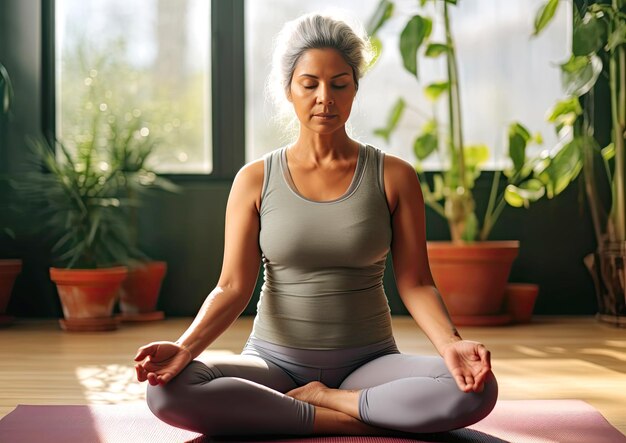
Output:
[134, 341, 192, 386]
[442, 340, 492, 393]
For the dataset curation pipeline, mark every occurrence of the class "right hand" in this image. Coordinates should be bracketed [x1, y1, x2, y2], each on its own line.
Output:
[134, 341, 192, 386]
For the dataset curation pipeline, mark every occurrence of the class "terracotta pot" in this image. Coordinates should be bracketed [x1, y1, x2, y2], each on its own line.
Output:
[427, 241, 520, 319]
[118, 261, 166, 321]
[0, 259, 22, 326]
[504, 283, 539, 324]
[49, 267, 127, 332]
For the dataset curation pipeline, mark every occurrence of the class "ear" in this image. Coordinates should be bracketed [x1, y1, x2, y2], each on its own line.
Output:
[285, 86, 293, 103]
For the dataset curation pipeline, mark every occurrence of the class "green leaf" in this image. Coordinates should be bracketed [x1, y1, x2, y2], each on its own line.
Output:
[432, 174, 445, 200]
[373, 98, 406, 142]
[424, 81, 449, 101]
[606, 21, 626, 52]
[504, 185, 525, 207]
[508, 122, 531, 173]
[367, 36, 383, 71]
[413, 133, 438, 160]
[538, 138, 583, 198]
[425, 43, 450, 57]
[560, 54, 602, 97]
[367, 0, 394, 36]
[546, 97, 583, 125]
[505, 180, 546, 208]
[399, 15, 432, 78]
[601, 142, 615, 161]
[464, 144, 489, 168]
[533, 0, 560, 36]
[573, 14, 606, 56]
[373, 128, 391, 142]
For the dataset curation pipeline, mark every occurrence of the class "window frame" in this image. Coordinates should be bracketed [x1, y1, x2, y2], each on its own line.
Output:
[43, 0, 246, 181]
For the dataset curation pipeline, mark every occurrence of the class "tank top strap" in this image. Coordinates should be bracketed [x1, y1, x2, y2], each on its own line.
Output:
[361, 144, 387, 200]
[260, 148, 283, 204]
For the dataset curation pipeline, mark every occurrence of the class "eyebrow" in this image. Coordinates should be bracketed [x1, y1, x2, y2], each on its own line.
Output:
[298, 73, 351, 79]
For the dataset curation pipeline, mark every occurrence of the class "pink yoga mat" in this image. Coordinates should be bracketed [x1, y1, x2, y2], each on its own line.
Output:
[0, 400, 624, 443]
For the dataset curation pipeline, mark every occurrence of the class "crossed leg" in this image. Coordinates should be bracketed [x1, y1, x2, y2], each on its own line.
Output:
[287, 354, 498, 434]
[145, 354, 391, 436]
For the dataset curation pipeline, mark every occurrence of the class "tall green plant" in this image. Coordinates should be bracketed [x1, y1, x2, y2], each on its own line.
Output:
[92, 106, 180, 257]
[16, 137, 137, 269]
[368, 0, 546, 242]
[533, 0, 626, 245]
[61, 57, 180, 260]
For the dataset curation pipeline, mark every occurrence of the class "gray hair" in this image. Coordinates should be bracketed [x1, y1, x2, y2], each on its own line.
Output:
[267, 13, 373, 126]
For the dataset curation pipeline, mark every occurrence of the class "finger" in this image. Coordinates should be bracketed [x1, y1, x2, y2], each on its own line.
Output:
[134, 344, 155, 362]
[454, 375, 470, 392]
[135, 364, 147, 382]
[475, 365, 493, 389]
[160, 373, 173, 384]
[147, 372, 159, 386]
[478, 347, 491, 369]
[472, 381, 485, 393]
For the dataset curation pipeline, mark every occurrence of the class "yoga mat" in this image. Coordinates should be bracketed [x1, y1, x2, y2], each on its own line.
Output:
[0, 400, 624, 443]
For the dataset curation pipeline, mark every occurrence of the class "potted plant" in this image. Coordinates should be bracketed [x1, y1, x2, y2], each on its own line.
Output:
[17, 136, 134, 332]
[533, 0, 626, 326]
[0, 62, 23, 326]
[368, 0, 546, 324]
[61, 56, 179, 321]
[105, 108, 180, 322]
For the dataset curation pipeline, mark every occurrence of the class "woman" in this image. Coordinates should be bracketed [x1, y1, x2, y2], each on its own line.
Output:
[134, 13, 498, 437]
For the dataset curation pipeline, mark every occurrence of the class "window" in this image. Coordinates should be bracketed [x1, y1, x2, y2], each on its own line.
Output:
[244, 0, 571, 169]
[55, 0, 212, 174]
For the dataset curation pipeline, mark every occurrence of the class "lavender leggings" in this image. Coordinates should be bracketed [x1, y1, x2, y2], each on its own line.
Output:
[146, 336, 498, 436]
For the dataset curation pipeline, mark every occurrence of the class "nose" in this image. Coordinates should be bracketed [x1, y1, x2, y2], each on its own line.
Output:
[317, 83, 334, 106]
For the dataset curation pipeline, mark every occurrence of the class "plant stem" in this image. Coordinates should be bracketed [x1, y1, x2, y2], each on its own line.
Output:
[443, 2, 466, 192]
[582, 90, 605, 247]
[480, 170, 502, 241]
[609, 6, 625, 241]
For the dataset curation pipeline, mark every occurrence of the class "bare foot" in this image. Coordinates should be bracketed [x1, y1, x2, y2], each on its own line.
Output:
[286, 381, 328, 406]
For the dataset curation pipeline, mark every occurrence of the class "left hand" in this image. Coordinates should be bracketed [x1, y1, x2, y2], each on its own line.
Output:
[442, 340, 492, 393]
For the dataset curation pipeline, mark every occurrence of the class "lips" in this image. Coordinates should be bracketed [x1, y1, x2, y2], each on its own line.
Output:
[313, 113, 337, 118]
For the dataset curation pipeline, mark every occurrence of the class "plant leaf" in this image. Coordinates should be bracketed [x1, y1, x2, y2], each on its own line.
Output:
[601, 142, 615, 161]
[373, 98, 405, 142]
[413, 132, 438, 160]
[533, 0, 560, 36]
[606, 20, 626, 52]
[546, 96, 583, 125]
[367, 0, 394, 36]
[508, 122, 531, 173]
[573, 13, 606, 56]
[367, 36, 383, 71]
[560, 54, 603, 97]
[399, 15, 432, 78]
[425, 43, 449, 57]
[424, 81, 449, 101]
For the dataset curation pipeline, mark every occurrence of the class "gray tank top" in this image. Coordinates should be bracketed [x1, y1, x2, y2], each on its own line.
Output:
[251, 143, 394, 349]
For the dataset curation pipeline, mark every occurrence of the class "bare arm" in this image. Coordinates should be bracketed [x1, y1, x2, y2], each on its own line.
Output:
[384, 155, 491, 392]
[384, 155, 461, 355]
[174, 160, 264, 359]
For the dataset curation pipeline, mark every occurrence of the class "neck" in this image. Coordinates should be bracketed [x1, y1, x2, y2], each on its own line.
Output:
[290, 126, 357, 165]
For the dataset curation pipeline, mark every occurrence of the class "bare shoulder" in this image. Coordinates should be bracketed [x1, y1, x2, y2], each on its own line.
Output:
[232, 158, 265, 213]
[381, 151, 419, 214]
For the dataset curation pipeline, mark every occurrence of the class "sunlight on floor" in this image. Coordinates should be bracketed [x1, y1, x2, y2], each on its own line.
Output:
[75, 350, 236, 404]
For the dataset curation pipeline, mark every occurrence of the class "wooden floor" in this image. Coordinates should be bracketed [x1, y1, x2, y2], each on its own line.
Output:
[0, 316, 625, 436]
